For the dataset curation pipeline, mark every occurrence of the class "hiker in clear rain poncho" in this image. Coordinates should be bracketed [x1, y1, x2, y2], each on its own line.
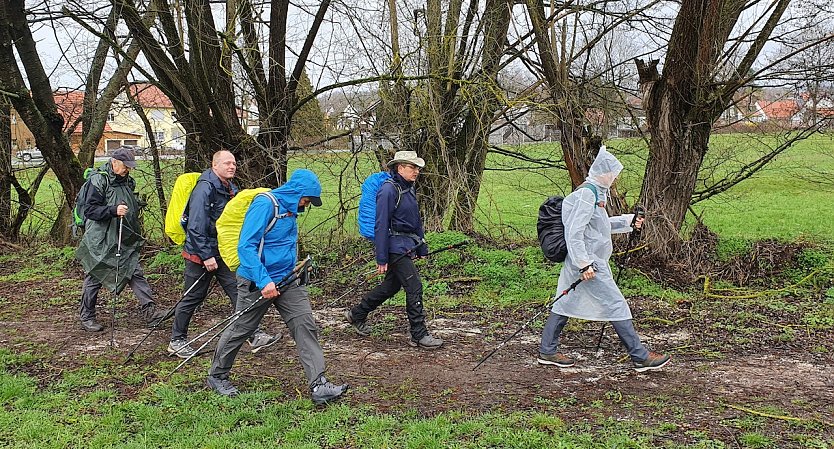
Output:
[537, 146, 671, 372]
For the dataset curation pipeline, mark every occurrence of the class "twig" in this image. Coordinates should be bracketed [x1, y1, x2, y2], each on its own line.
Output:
[727, 403, 834, 427]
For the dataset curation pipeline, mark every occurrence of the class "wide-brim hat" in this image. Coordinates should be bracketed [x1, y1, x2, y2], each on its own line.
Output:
[387, 150, 425, 168]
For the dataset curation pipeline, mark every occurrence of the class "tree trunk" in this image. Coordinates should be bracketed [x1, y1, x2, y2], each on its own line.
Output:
[0, 97, 10, 237]
[449, 0, 511, 232]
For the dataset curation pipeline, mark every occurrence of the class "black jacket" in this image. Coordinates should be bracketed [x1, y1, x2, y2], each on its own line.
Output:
[183, 169, 238, 261]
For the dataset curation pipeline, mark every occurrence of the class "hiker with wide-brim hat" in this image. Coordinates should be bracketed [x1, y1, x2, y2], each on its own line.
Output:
[344, 150, 444, 349]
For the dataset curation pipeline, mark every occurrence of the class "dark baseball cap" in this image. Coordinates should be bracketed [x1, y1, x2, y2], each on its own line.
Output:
[307, 196, 322, 207]
[111, 147, 137, 168]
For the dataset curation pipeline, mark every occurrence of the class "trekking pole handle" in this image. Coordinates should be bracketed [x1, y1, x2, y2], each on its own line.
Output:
[630, 206, 645, 234]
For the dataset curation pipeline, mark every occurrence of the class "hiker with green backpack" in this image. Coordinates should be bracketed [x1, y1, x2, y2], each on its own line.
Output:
[537, 145, 670, 372]
[166, 150, 280, 358]
[75, 148, 166, 332]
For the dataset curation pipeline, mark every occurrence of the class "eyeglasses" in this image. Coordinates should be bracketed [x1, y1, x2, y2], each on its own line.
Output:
[406, 164, 422, 171]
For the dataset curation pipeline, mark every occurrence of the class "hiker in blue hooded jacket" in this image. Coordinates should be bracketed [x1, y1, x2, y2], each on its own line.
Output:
[537, 146, 670, 372]
[167, 150, 280, 359]
[344, 151, 443, 349]
[207, 169, 348, 405]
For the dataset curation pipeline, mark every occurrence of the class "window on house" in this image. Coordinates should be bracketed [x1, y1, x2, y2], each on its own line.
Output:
[154, 131, 165, 143]
[123, 139, 138, 147]
[150, 110, 165, 121]
[107, 112, 115, 122]
[10, 115, 16, 125]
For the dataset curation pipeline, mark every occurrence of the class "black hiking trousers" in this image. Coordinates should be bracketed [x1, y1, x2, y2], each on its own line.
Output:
[351, 253, 428, 341]
[170, 258, 237, 342]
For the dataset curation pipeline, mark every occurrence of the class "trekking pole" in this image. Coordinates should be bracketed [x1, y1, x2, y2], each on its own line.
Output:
[472, 278, 582, 371]
[594, 206, 645, 353]
[111, 212, 125, 348]
[169, 268, 306, 375]
[325, 241, 469, 307]
[124, 271, 208, 361]
[168, 257, 312, 373]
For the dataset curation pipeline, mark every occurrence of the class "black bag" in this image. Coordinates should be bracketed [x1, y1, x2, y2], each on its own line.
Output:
[537, 184, 598, 263]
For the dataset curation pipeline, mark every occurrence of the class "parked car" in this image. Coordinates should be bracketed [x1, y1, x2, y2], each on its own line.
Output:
[15, 148, 43, 162]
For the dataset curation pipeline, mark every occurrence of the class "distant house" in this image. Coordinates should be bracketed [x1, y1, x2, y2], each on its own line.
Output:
[110, 83, 185, 151]
[753, 99, 802, 127]
[10, 90, 142, 156]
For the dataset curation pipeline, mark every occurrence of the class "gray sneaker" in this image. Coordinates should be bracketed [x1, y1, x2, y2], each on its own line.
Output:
[409, 333, 443, 349]
[206, 375, 239, 397]
[248, 330, 282, 354]
[167, 339, 196, 359]
[310, 375, 349, 405]
[344, 309, 372, 336]
[80, 319, 104, 332]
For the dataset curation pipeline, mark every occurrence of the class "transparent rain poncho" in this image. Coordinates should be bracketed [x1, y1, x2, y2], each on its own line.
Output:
[550, 147, 638, 321]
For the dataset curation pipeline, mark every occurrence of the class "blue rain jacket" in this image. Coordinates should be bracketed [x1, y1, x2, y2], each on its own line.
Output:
[237, 169, 321, 289]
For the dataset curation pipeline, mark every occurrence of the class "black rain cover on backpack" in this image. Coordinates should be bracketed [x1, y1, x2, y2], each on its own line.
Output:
[537, 196, 568, 263]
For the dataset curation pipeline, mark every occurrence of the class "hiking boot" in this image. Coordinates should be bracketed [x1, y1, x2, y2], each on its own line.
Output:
[81, 319, 104, 332]
[140, 303, 166, 327]
[310, 375, 349, 405]
[409, 333, 443, 349]
[537, 352, 575, 368]
[206, 375, 239, 397]
[248, 329, 282, 354]
[344, 309, 372, 336]
[633, 352, 671, 372]
[167, 339, 197, 359]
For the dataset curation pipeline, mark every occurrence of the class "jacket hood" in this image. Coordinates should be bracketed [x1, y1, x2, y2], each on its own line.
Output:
[585, 146, 623, 189]
[271, 169, 322, 214]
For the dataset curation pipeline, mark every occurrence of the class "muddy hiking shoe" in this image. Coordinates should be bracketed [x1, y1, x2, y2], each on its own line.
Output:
[206, 375, 239, 397]
[537, 352, 575, 368]
[633, 352, 671, 372]
[167, 339, 196, 359]
[140, 303, 166, 327]
[409, 333, 443, 349]
[248, 329, 282, 353]
[310, 375, 349, 405]
[344, 309, 372, 336]
[80, 319, 104, 333]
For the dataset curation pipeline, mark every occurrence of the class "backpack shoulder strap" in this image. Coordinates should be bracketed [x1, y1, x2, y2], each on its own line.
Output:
[578, 183, 599, 205]
[255, 192, 293, 260]
[384, 178, 406, 209]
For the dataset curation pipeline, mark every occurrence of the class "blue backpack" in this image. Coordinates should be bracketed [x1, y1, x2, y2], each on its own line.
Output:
[357, 171, 404, 241]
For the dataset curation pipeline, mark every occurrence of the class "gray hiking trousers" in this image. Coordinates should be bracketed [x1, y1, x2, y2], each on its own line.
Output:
[208, 274, 325, 386]
[79, 264, 155, 321]
[539, 312, 649, 361]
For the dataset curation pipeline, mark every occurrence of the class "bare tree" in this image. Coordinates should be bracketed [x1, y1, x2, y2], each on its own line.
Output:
[635, 0, 834, 259]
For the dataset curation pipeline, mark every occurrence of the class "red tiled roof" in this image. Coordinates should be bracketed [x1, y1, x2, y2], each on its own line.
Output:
[757, 100, 799, 120]
[128, 83, 173, 108]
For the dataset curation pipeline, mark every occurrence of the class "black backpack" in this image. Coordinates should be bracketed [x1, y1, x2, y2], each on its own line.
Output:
[537, 184, 598, 263]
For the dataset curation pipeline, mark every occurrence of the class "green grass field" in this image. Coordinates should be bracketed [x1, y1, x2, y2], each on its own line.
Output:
[12, 132, 834, 243]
